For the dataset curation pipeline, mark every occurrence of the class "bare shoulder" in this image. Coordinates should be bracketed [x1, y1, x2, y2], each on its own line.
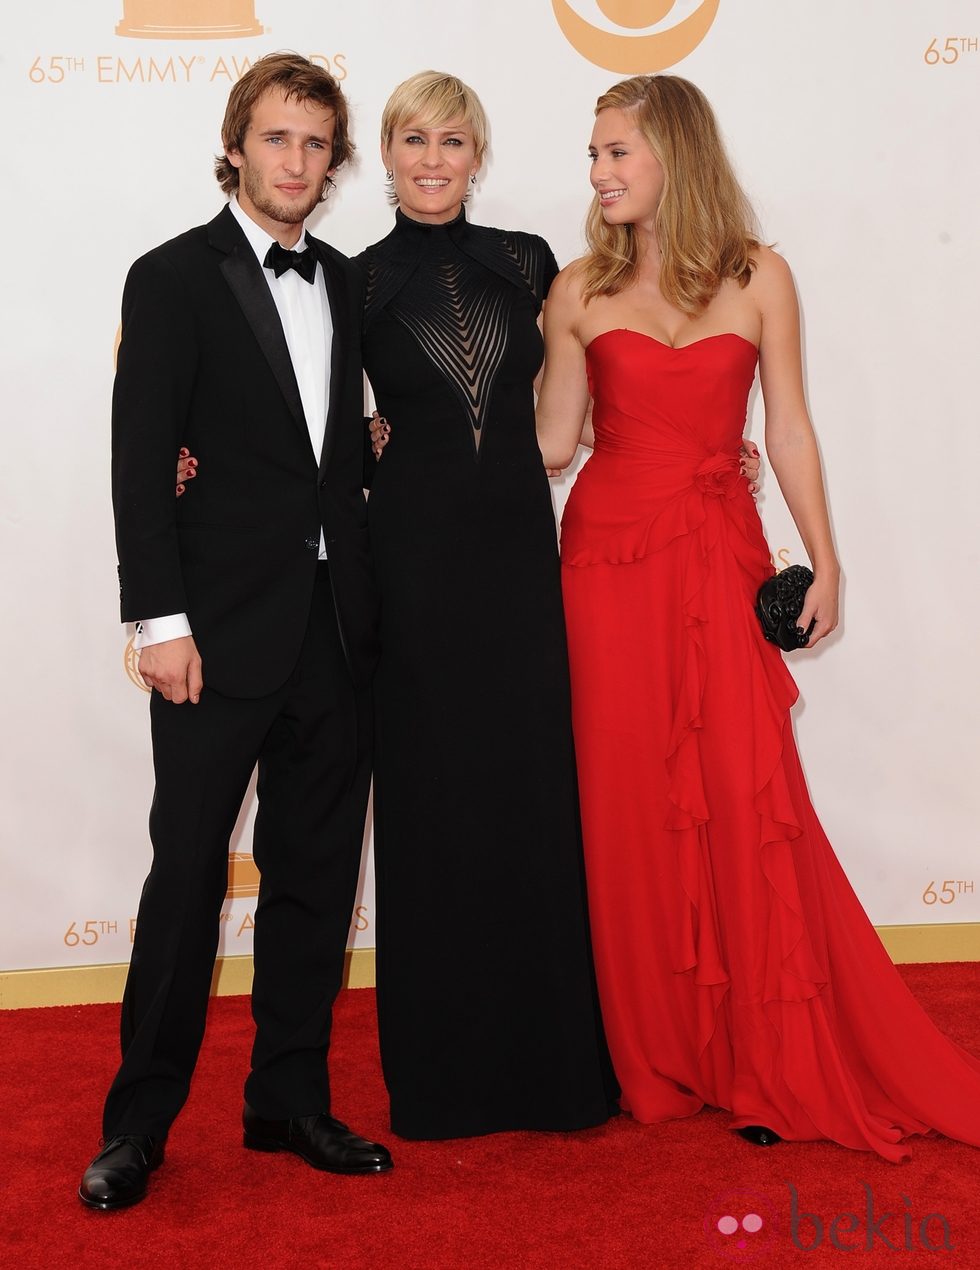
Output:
[553, 258, 590, 301]
[749, 243, 795, 299]
[546, 259, 588, 321]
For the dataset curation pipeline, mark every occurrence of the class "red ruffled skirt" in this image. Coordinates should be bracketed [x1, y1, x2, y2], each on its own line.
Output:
[560, 332, 980, 1161]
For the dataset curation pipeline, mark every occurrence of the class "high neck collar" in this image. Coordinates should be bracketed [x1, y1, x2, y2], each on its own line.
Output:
[394, 205, 468, 243]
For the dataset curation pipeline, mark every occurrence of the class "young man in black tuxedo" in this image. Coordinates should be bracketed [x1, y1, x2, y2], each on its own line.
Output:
[80, 53, 390, 1210]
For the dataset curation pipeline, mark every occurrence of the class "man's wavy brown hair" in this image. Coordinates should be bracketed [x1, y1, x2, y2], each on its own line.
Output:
[214, 52, 354, 198]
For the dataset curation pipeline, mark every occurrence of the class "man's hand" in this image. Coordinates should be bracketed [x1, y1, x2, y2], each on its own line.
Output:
[138, 635, 203, 704]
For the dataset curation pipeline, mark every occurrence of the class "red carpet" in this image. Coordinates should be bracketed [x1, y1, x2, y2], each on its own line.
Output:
[1, 963, 978, 1267]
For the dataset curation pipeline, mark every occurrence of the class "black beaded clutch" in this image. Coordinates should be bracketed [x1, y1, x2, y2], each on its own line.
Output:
[756, 565, 815, 651]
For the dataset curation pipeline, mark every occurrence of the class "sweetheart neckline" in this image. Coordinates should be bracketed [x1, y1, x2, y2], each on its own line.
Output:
[585, 329, 759, 355]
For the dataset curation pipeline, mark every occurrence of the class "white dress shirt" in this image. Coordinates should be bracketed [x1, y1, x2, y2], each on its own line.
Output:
[135, 196, 334, 649]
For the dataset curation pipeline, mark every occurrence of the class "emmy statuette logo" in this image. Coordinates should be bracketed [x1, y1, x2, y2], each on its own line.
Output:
[123, 638, 151, 692]
[29, 4, 346, 86]
[117, 0, 263, 40]
[552, 0, 720, 73]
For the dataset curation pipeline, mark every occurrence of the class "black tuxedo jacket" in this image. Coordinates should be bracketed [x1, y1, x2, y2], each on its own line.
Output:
[111, 205, 378, 698]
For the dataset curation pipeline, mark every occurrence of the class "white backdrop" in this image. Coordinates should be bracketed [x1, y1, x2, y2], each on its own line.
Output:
[1, 0, 978, 975]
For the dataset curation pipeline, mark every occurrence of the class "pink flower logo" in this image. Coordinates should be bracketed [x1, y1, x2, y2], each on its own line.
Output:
[704, 1188, 780, 1259]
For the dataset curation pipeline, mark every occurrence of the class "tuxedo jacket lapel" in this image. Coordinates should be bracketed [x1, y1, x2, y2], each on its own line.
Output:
[208, 208, 310, 451]
[314, 241, 349, 478]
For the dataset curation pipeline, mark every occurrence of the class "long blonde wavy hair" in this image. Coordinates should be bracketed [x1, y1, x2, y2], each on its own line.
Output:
[582, 75, 759, 315]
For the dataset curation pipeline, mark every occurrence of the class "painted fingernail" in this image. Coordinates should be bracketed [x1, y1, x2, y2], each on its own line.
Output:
[180, 447, 189, 455]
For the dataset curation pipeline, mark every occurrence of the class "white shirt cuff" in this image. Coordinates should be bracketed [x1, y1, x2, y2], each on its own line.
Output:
[134, 613, 192, 649]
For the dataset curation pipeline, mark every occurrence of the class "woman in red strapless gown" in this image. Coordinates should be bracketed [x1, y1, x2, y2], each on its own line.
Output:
[538, 75, 980, 1162]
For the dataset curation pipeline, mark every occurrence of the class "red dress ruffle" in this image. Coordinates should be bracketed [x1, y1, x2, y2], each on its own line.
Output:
[560, 330, 980, 1161]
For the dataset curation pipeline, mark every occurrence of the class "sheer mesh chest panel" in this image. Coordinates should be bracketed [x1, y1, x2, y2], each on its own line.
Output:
[360, 212, 559, 457]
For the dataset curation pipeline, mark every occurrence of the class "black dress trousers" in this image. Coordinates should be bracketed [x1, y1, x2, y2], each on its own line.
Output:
[103, 564, 372, 1139]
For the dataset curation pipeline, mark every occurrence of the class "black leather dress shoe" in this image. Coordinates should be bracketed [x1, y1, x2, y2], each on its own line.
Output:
[736, 1125, 782, 1146]
[243, 1105, 393, 1174]
[78, 1135, 164, 1210]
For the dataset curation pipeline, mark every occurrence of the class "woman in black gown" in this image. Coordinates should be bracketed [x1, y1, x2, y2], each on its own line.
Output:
[359, 71, 615, 1139]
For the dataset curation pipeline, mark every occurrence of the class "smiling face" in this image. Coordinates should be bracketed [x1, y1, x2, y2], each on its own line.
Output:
[382, 116, 480, 225]
[226, 87, 337, 244]
[589, 106, 665, 231]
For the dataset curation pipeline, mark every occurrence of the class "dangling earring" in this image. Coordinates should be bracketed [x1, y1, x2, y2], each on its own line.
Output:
[385, 171, 393, 181]
[469, 174, 477, 185]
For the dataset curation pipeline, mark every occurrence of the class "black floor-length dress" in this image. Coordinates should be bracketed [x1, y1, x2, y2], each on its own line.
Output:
[357, 209, 616, 1139]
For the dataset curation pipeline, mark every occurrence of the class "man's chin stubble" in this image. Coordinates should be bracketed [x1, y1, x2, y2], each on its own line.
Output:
[243, 174, 324, 227]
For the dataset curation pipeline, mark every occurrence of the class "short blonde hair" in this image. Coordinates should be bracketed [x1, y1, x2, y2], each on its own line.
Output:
[380, 70, 490, 161]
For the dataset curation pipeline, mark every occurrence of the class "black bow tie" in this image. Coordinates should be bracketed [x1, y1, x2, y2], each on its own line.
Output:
[264, 239, 317, 284]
